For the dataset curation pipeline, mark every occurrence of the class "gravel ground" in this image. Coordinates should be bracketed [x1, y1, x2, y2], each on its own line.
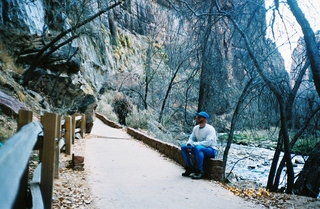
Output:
[52, 137, 93, 209]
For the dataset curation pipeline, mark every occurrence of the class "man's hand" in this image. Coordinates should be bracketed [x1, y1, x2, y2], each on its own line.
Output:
[187, 144, 192, 152]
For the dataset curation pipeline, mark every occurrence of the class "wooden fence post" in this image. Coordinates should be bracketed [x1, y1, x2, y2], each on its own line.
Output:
[41, 112, 58, 209]
[13, 110, 33, 209]
[39, 115, 44, 162]
[65, 116, 72, 155]
[54, 115, 62, 179]
[17, 109, 33, 131]
[71, 115, 76, 144]
[80, 113, 86, 138]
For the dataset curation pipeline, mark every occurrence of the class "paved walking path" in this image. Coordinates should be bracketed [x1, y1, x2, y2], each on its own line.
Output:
[85, 118, 264, 209]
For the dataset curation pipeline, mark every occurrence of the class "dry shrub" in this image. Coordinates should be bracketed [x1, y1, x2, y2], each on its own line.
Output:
[0, 42, 24, 74]
[111, 93, 132, 125]
[126, 108, 154, 129]
[0, 115, 17, 143]
[96, 93, 118, 122]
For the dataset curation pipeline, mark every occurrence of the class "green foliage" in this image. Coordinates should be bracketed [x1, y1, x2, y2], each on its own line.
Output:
[219, 132, 278, 149]
[112, 32, 134, 61]
[149, 121, 175, 144]
[114, 46, 123, 60]
[126, 108, 177, 144]
[233, 134, 249, 142]
[153, 42, 163, 50]
[217, 130, 320, 154]
[125, 35, 132, 48]
[100, 24, 109, 37]
[292, 137, 320, 155]
[126, 108, 155, 129]
[100, 92, 114, 103]
[218, 134, 228, 141]
[161, 114, 173, 127]
[119, 34, 127, 47]
[96, 93, 118, 122]
[115, 31, 132, 49]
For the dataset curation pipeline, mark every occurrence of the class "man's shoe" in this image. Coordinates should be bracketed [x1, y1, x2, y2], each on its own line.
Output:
[182, 166, 195, 177]
[191, 170, 204, 179]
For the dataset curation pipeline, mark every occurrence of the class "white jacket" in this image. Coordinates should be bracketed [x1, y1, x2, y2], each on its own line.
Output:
[187, 124, 217, 149]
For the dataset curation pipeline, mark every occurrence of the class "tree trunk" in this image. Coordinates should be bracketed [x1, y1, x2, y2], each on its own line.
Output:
[198, 5, 216, 114]
[223, 78, 254, 181]
[144, 46, 152, 110]
[294, 142, 320, 198]
[267, 130, 283, 191]
[159, 62, 182, 122]
[279, 100, 294, 193]
[230, 16, 295, 193]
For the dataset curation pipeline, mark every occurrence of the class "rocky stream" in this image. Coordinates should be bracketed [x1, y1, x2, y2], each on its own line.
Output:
[220, 143, 305, 189]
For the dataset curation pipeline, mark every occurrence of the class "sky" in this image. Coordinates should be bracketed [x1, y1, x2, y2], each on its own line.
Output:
[265, 0, 320, 70]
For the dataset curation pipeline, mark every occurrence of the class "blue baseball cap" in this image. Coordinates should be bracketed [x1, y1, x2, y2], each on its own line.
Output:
[197, 111, 209, 119]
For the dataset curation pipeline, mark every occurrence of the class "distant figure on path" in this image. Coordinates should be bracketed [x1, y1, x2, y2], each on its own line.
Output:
[181, 111, 218, 179]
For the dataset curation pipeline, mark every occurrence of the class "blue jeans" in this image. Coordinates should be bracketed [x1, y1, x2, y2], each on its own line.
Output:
[181, 144, 217, 171]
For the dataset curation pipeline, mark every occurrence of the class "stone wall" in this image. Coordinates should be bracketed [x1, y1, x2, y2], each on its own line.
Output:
[95, 112, 122, 129]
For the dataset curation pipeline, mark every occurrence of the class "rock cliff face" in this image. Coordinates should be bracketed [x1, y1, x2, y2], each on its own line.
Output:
[0, 0, 179, 91]
[0, 0, 185, 129]
[290, 32, 320, 88]
[0, 0, 45, 35]
[0, 0, 287, 132]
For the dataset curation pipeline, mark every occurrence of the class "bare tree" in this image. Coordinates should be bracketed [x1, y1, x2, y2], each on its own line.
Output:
[120, 1, 200, 128]
[158, 17, 198, 123]
[223, 76, 258, 181]
[174, 0, 320, 194]
[287, 0, 320, 97]
[227, 4, 320, 193]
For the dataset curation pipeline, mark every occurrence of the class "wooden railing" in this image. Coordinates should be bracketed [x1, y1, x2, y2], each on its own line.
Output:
[0, 110, 86, 209]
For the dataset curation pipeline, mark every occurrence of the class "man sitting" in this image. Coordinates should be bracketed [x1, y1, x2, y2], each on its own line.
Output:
[181, 111, 218, 179]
